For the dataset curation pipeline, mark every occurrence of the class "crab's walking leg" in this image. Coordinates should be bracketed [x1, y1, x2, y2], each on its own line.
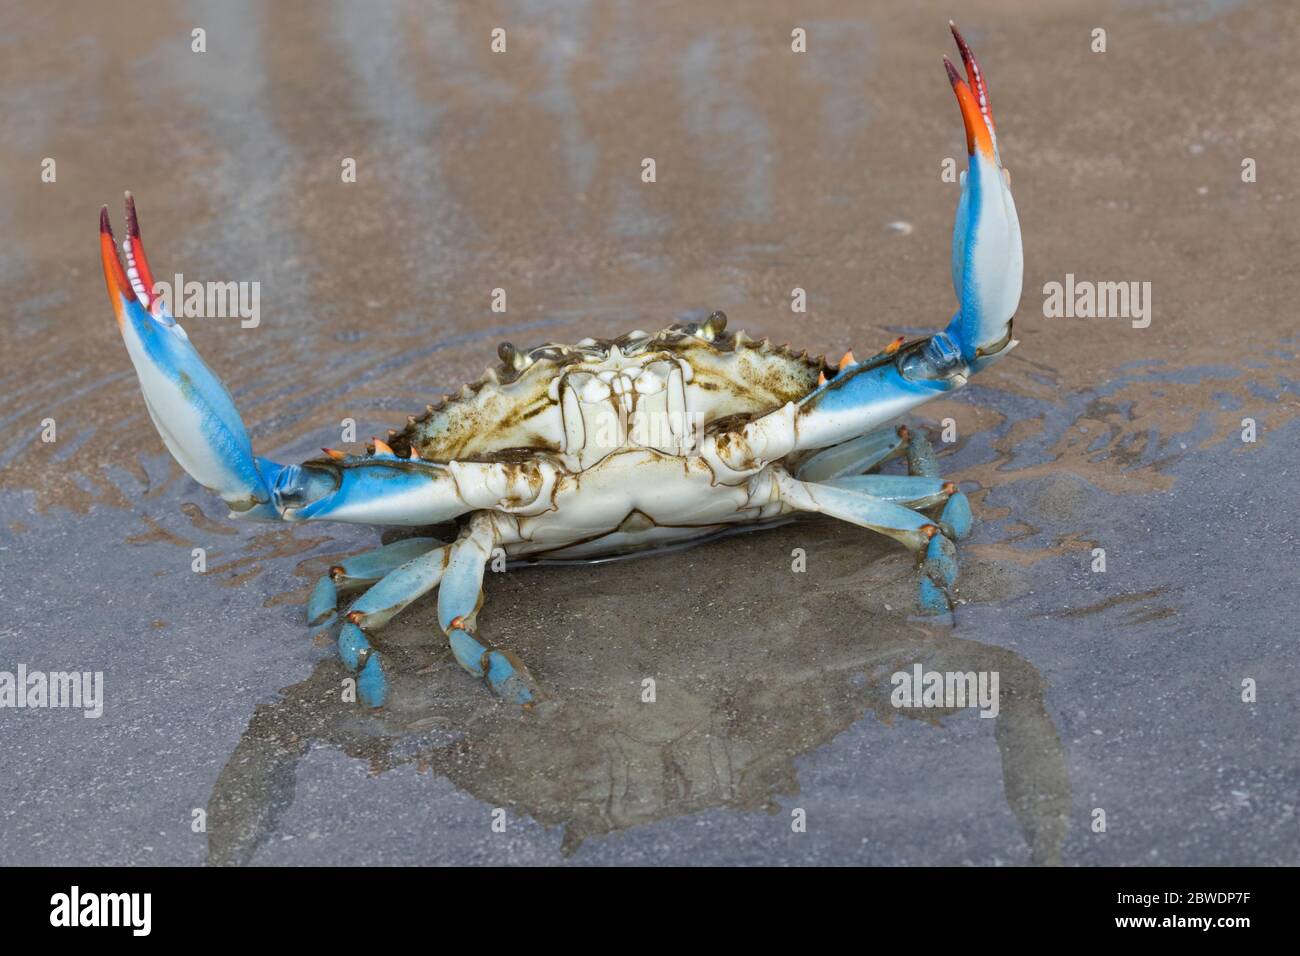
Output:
[894, 424, 972, 540]
[795, 425, 968, 536]
[306, 536, 443, 627]
[822, 475, 953, 510]
[794, 428, 905, 483]
[437, 515, 541, 707]
[331, 543, 455, 707]
[774, 471, 963, 614]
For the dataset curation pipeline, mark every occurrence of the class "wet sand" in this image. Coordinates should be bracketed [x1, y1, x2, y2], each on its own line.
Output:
[0, 0, 1296, 865]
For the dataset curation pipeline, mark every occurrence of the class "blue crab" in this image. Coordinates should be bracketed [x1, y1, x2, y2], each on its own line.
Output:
[98, 25, 1021, 709]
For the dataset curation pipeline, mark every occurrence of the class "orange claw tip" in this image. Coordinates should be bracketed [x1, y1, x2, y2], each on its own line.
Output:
[372, 438, 395, 456]
[838, 350, 857, 370]
[945, 58, 995, 159]
[408, 447, 422, 460]
[885, 336, 906, 354]
[817, 370, 827, 387]
[322, 447, 346, 460]
[99, 210, 135, 318]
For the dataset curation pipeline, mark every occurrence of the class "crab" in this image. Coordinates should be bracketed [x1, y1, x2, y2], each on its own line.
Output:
[98, 25, 1021, 709]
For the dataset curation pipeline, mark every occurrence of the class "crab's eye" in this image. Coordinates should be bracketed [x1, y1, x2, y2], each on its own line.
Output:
[698, 311, 726, 341]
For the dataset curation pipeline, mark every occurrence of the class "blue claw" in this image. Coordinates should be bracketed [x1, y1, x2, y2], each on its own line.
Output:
[945, 24, 1023, 363]
[941, 491, 973, 540]
[286, 460, 466, 526]
[100, 199, 273, 513]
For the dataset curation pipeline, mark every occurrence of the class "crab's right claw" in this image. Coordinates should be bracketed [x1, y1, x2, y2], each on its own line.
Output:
[100, 195, 273, 514]
[944, 23, 1023, 365]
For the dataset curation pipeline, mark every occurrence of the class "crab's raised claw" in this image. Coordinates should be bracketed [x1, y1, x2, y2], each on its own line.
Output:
[943, 23, 1023, 364]
[100, 196, 273, 515]
[793, 29, 1022, 452]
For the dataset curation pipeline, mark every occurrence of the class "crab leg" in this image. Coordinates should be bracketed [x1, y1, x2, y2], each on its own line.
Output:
[346, 544, 453, 632]
[822, 475, 951, 509]
[334, 625, 385, 707]
[437, 515, 541, 706]
[791, 25, 1021, 454]
[774, 470, 964, 613]
[306, 536, 444, 627]
[794, 427, 905, 483]
[774, 471, 936, 551]
[330, 543, 455, 707]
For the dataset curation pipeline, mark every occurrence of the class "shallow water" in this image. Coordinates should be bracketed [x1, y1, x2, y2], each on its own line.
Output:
[0, 0, 1296, 865]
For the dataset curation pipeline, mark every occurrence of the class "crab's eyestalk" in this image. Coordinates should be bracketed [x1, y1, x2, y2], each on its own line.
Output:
[944, 23, 1023, 364]
[100, 195, 273, 514]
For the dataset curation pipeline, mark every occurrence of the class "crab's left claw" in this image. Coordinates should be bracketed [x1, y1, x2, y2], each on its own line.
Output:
[100, 195, 274, 514]
[943, 23, 1023, 364]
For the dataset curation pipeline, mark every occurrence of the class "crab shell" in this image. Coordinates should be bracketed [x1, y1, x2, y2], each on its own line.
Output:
[338, 312, 844, 563]
[389, 313, 830, 467]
